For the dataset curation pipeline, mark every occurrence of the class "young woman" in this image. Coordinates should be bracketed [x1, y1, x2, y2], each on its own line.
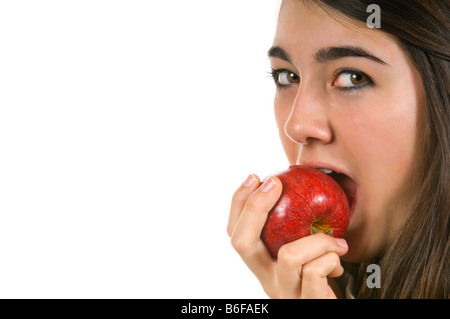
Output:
[227, 0, 449, 298]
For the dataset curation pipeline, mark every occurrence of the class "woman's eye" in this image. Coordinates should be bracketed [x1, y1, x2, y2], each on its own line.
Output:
[333, 69, 374, 90]
[271, 69, 300, 88]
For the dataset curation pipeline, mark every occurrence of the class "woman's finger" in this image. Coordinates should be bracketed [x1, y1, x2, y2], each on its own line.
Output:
[229, 176, 283, 284]
[277, 233, 348, 267]
[230, 177, 282, 254]
[227, 174, 260, 237]
[276, 259, 302, 299]
[275, 234, 347, 299]
[300, 252, 344, 299]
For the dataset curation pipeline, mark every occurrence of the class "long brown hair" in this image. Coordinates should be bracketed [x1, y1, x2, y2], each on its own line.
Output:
[311, 0, 450, 298]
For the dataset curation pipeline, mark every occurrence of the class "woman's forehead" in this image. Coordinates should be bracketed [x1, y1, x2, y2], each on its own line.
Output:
[273, 0, 399, 66]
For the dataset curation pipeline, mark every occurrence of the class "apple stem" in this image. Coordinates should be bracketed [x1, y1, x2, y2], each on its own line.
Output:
[311, 222, 334, 236]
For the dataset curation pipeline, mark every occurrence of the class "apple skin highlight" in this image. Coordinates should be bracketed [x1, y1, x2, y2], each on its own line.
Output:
[261, 165, 350, 258]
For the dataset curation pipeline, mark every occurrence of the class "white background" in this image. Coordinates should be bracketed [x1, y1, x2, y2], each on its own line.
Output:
[0, 0, 286, 298]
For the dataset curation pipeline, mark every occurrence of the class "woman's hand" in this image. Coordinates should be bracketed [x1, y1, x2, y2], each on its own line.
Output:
[227, 174, 349, 299]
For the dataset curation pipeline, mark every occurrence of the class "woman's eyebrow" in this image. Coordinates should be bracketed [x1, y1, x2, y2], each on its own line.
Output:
[268, 45, 387, 65]
[267, 46, 293, 63]
[314, 46, 387, 65]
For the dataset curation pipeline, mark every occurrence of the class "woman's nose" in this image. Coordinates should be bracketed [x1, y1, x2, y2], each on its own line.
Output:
[283, 87, 333, 145]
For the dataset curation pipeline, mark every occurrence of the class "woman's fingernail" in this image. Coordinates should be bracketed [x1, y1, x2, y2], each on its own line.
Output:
[260, 177, 276, 192]
[242, 174, 256, 187]
[336, 238, 348, 249]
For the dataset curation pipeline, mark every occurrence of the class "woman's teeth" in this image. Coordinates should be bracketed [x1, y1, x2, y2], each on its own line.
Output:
[318, 168, 334, 174]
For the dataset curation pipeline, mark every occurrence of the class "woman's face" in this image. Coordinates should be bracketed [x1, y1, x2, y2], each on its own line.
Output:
[270, 0, 426, 262]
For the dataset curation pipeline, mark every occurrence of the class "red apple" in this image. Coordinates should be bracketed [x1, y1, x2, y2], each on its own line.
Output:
[261, 165, 350, 258]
